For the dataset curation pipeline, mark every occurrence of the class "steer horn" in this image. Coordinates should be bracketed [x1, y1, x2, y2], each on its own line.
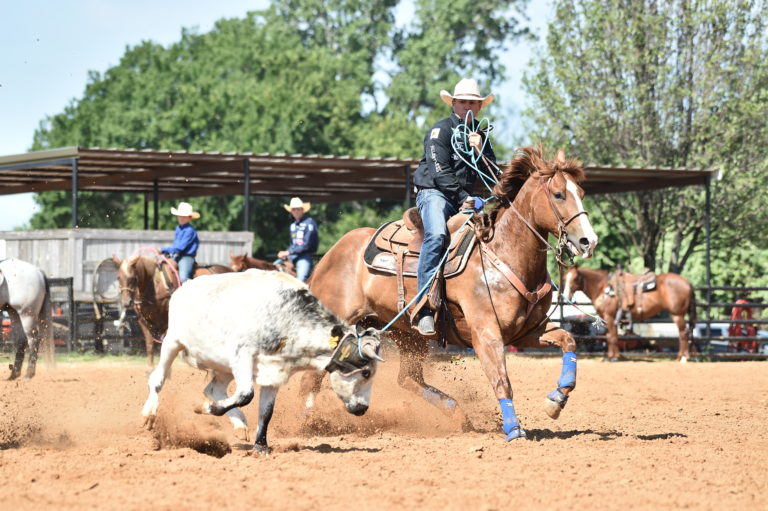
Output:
[360, 339, 385, 362]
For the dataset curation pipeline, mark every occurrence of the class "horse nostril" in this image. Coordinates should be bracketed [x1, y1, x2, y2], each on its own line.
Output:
[579, 237, 589, 248]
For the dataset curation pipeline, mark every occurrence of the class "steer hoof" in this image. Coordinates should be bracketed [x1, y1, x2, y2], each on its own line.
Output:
[254, 444, 271, 456]
[142, 414, 156, 431]
[194, 401, 212, 415]
[233, 426, 250, 442]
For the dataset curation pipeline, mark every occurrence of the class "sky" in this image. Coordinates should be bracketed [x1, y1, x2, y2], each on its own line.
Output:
[0, 0, 550, 230]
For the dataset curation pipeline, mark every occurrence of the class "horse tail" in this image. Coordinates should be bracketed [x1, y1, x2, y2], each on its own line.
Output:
[38, 274, 56, 368]
[687, 285, 697, 334]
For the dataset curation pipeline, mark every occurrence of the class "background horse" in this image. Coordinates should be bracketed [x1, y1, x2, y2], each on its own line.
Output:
[306, 146, 598, 440]
[113, 254, 179, 366]
[229, 252, 296, 276]
[0, 258, 54, 379]
[563, 266, 696, 361]
[114, 254, 231, 365]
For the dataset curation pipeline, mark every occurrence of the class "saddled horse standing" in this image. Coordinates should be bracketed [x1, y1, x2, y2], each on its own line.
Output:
[306, 146, 598, 440]
[563, 266, 696, 361]
[113, 254, 230, 366]
[0, 258, 54, 379]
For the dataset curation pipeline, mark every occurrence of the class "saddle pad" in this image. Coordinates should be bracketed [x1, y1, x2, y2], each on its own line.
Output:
[363, 220, 476, 278]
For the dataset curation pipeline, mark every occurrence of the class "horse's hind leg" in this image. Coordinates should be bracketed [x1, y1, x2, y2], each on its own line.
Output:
[672, 314, 691, 363]
[7, 310, 26, 380]
[397, 334, 472, 432]
[203, 372, 249, 441]
[536, 323, 577, 420]
[20, 311, 41, 379]
[298, 370, 324, 413]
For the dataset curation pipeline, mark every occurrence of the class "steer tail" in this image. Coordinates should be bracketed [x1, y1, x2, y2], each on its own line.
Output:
[39, 275, 56, 368]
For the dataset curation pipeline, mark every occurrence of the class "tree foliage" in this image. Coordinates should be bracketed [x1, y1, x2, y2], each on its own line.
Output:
[524, 0, 768, 285]
[29, 0, 527, 255]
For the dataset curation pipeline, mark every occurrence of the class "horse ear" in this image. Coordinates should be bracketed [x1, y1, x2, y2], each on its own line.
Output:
[112, 254, 122, 265]
[555, 149, 566, 164]
[127, 254, 140, 265]
[229, 251, 235, 259]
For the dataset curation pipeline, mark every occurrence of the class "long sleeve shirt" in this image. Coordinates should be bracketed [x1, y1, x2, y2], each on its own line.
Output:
[161, 223, 199, 257]
[412, 113, 497, 206]
[287, 216, 319, 259]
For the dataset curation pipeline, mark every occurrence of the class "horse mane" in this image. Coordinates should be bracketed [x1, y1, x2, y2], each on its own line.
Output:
[475, 145, 584, 241]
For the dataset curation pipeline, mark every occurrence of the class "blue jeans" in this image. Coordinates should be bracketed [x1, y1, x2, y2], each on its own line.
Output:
[416, 189, 458, 304]
[293, 254, 313, 282]
[177, 255, 195, 283]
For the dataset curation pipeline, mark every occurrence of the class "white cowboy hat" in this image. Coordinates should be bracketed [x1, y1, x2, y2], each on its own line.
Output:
[283, 197, 311, 213]
[170, 202, 200, 219]
[439, 78, 494, 108]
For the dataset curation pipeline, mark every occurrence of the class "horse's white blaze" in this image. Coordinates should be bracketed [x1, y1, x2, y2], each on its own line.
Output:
[566, 179, 598, 255]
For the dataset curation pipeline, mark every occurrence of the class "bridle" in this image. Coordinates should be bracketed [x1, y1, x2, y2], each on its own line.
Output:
[503, 172, 588, 267]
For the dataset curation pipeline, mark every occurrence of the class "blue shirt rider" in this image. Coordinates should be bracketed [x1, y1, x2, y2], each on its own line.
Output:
[276, 197, 318, 282]
[159, 202, 200, 284]
[411, 78, 497, 336]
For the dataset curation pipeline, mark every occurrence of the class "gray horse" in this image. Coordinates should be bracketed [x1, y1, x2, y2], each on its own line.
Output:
[0, 258, 54, 379]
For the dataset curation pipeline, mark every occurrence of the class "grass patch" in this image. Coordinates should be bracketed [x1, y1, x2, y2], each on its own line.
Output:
[55, 351, 147, 364]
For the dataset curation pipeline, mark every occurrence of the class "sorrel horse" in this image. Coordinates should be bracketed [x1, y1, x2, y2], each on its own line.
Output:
[306, 146, 598, 441]
[113, 254, 231, 365]
[562, 266, 696, 361]
[0, 258, 54, 379]
[229, 252, 296, 276]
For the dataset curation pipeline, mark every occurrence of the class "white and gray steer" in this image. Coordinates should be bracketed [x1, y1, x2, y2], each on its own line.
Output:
[141, 269, 383, 454]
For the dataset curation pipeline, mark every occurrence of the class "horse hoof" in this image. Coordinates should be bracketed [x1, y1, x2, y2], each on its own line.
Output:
[505, 426, 527, 441]
[544, 397, 563, 420]
[679, 356, 688, 364]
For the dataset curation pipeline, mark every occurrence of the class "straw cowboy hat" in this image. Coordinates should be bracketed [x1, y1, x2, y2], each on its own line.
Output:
[439, 78, 494, 108]
[170, 202, 200, 219]
[283, 197, 311, 213]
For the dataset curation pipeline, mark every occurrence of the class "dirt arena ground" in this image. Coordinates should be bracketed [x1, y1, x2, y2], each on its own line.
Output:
[1, 351, 765, 511]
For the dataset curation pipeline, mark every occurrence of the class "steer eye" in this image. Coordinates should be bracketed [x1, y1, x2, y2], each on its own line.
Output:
[554, 192, 565, 200]
[361, 369, 371, 379]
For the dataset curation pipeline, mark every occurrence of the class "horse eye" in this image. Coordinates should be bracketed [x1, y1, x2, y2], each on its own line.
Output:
[361, 369, 371, 379]
[554, 192, 565, 200]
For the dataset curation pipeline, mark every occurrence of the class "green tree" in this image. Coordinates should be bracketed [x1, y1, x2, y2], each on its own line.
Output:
[524, 0, 768, 282]
[29, 0, 530, 250]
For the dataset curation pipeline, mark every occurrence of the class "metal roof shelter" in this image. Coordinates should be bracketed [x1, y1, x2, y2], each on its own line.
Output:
[0, 146, 718, 318]
[0, 146, 715, 228]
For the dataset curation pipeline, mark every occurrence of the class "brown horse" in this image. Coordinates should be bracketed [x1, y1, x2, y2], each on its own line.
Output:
[305, 146, 598, 441]
[113, 255, 231, 365]
[562, 266, 696, 362]
[229, 252, 296, 276]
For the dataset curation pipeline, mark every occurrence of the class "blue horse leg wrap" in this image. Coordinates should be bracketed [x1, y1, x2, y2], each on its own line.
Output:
[557, 351, 577, 389]
[499, 398, 520, 435]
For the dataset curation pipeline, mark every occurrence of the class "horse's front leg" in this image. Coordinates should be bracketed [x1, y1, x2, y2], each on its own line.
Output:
[136, 318, 155, 367]
[472, 327, 526, 441]
[536, 323, 577, 420]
